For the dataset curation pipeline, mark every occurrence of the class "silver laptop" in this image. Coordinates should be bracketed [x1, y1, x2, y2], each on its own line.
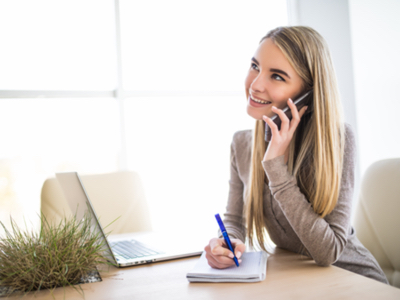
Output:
[55, 172, 203, 267]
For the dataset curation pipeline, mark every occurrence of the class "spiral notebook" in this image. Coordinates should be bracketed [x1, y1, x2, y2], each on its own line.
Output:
[186, 251, 268, 283]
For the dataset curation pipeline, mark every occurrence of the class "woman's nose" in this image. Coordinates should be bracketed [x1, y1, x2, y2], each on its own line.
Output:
[250, 74, 266, 93]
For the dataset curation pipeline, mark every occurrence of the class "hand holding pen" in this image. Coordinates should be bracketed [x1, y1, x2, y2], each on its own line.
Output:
[203, 214, 246, 269]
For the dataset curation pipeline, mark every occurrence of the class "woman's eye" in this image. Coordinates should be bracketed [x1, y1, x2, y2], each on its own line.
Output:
[272, 74, 285, 81]
[251, 63, 259, 71]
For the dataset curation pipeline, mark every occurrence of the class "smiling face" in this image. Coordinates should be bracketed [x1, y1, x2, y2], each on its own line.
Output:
[245, 38, 305, 120]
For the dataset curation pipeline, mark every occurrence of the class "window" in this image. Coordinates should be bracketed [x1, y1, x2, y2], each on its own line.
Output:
[0, 0, 287, 235]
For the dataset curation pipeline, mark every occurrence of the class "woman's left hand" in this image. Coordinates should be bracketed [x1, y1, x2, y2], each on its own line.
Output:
[262, 98, 308, 162]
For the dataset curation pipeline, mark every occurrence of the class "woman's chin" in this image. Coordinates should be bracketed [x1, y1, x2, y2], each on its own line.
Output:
[246, 106, 268, 120]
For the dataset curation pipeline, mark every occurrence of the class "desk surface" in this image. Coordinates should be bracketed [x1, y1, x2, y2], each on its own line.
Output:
[17, 247, 400, 300]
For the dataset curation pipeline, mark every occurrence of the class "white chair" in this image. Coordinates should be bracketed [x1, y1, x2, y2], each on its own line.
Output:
[354, 158, 400, 287]
[41, 171, 152, 235]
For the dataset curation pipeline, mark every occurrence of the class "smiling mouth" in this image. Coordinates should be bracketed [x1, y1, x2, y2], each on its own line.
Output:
[250, 95, 271, 104]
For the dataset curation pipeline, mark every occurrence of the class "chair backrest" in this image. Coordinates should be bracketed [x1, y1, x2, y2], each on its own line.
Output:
[354, 158, 400, 287]
[41, 171, 152, 234]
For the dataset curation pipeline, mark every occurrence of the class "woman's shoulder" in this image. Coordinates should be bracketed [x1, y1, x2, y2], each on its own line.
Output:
[342, 123, 356, 176]
[231, 130, 253, 163]
[344, 123, 355, 141]
[232, 129, 252, 148]
[343, 123, 356, 153]
[231, 130, 252, 173]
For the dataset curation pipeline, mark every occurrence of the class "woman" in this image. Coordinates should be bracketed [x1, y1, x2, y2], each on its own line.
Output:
[204, 26, 388, 284]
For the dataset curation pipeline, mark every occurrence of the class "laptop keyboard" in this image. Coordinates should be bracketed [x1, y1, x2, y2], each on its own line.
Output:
[110, 240, 162, 260]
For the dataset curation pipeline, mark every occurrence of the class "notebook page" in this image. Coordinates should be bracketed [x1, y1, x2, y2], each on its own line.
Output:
[187, 251, 267, 280]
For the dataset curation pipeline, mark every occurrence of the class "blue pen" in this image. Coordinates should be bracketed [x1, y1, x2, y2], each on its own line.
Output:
[215, 213, 239, 267]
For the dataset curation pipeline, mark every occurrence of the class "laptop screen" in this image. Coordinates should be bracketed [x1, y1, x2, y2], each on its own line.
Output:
[55, 172, 117, 263]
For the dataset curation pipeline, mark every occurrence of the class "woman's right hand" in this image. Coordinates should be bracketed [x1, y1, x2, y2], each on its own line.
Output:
[204, 237, 246, 269]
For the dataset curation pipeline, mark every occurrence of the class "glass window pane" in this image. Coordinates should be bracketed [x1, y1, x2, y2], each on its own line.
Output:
[120, 0, 288, 92]
[0, 98, 120, 234]
[0, 0, 117, 90]
[124, 96, 254, 234]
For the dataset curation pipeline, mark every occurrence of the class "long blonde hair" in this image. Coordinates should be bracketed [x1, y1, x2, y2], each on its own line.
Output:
[245, 26, 345, 251]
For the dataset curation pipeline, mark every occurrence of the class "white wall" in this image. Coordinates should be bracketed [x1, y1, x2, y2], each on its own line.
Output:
[349, 0, 400, 176]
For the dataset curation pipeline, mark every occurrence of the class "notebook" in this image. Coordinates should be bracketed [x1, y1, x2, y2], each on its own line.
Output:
[55, 172, 203, 267]
[186, 251, 268, 282]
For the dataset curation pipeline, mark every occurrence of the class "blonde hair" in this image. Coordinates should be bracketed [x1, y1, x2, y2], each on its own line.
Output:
[245, 26, 345, 251]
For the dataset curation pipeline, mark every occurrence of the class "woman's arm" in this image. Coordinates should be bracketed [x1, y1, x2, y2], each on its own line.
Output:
[221, 131, 248, 243]
[204, 131, 248, 269]
[262, 125, 356, 266]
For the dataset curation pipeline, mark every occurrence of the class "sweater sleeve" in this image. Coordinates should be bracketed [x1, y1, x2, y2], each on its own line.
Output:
[220, 132, 247, 242]
[262, 125, 356, 266]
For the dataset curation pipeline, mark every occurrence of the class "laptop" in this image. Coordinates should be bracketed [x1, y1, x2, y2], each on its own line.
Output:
[55, 172, 203, 267]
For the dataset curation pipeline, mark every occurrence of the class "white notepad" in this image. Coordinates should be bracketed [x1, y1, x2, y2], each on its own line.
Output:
[186, 251, 268, 283]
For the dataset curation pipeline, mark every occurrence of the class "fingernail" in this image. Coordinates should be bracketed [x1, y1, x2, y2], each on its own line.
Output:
[305, 106, 308, 111]
[236, 251, 242, 259]
[272, 106, 277, 110]
[289, 98, 293, 103]
[239, 259, 242, 264]
[228, 253, 234, 258]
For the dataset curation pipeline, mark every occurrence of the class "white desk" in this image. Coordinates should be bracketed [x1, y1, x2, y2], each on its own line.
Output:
[18, 247, 400, 300]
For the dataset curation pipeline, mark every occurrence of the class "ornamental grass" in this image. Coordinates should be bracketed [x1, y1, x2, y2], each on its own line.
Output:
[0, 213, 110, 296]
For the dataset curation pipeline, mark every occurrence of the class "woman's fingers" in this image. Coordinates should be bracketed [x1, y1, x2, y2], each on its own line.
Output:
[209, 238, 233, 257]
[287, 98, 300, 127]
[205, 250, 235, 269]
[269, 99, 308, 136]
[298, 105, 308, 118]
[272, 105, 290, 133]
[231, 239, 246, 259]
[287, 98, 308, 133]
[204, 238, 244, 269]
[262, 99, 308, 162]
[263, 115, 279, 138]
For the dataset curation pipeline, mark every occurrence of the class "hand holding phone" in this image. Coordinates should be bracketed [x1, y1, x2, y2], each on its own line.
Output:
[264, 90, 312, 142]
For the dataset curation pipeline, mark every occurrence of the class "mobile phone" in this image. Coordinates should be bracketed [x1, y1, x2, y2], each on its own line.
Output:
[264, 90, 312, 142]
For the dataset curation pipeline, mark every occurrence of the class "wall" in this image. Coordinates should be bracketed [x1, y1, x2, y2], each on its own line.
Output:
[349, 0, 400, 176]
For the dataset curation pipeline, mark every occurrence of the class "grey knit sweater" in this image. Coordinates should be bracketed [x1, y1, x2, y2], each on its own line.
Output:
[223, 124, 388, 284]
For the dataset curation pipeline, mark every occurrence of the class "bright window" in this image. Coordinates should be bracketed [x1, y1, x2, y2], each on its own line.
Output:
[0, 0, 287, 236]
[0, 0, 116, 90]
[120, 0, 287, 92]
[0, 98, 120, 232]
